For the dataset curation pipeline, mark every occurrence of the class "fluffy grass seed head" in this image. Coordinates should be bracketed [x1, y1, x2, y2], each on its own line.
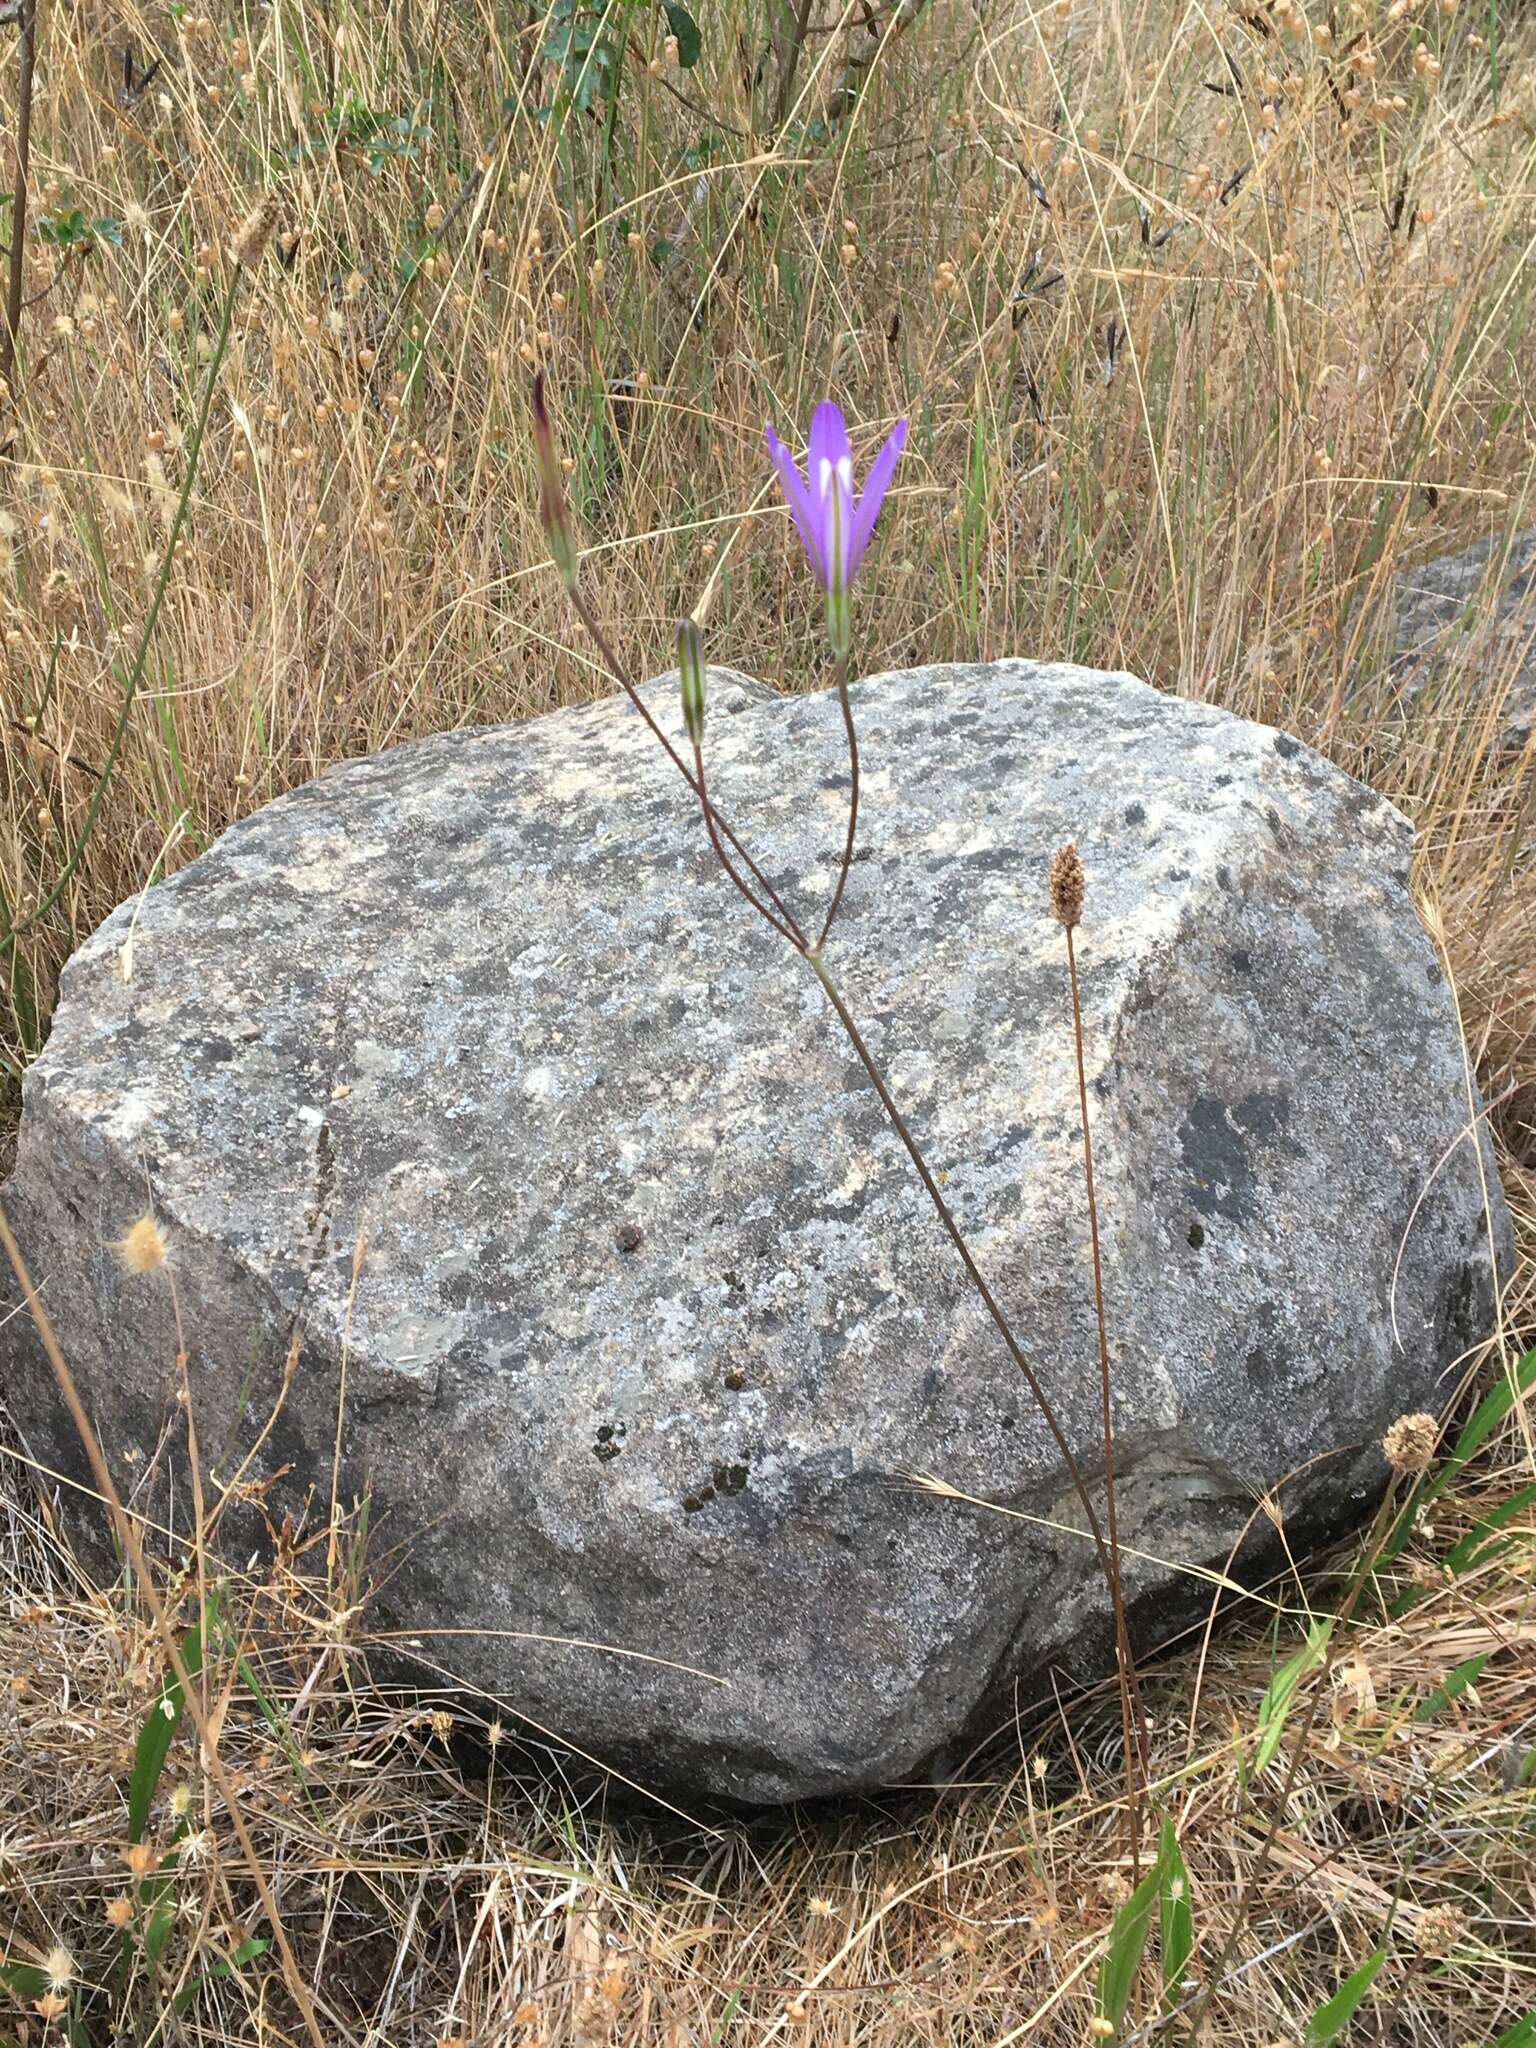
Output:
[114, 1214, 167, 1275]
[231, 195, 280, 270]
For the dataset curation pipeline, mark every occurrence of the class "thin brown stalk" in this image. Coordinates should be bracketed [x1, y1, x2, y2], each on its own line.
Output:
[805, 950, 1125, 1615]
[773, 0, 817, 128]
[692, 739, 806, 947]
[814, 651, 859, 950]
[0, 1203, 330, 2048]
[0, 0, 39, 399]
[1065, 918, 1148, 1875]
[563, 582, 809, 949]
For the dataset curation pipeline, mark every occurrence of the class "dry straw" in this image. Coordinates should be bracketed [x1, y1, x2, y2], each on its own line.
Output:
[1, 0, 1533, 2040]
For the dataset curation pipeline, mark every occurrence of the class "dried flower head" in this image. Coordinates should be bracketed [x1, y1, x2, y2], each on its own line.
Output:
[1414, 1902, 1467, 1957]
[231, 195, 280, 271]
[43, 1947, 74, 1994]
[104, 1897, 135, 1929]
[1050, 843, 1085, 929]
[1383, 1411, 1438, 1475]
[114, 1214, 167, 1275]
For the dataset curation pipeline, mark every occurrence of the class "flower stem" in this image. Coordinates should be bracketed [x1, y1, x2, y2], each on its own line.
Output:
[563, 583, 808, 950]
[815, 652, 859, 951]
[692, 742, 804, 947]
[804, 949, 1125, 1618]
[1065, 920, 1148, 1873]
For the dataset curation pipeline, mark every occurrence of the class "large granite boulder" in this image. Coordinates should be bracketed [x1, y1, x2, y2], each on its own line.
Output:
[0, 660, 1509, 1805]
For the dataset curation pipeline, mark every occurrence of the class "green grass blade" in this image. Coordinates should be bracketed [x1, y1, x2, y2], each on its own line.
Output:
[1416, 1653, 1491, 1722]
[128, 1606, 209, 1841]
[1443, 1481, 1536, 1577]
[170, 1936, 270, 2017]
[1382, 1347, 1536, 1569]
[1493, 2010, 1536, 2048]
[1157, 1819, 1193, 2008]
[1429, 1347, 1536, 1503]
[1096, 1861, 1161, 2041]
[1256, 1618, 1332, 1771]
[1304, 1948, 1386, 2045]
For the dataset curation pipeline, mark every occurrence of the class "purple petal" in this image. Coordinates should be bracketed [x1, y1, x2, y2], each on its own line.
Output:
[848, 418, 907, 574]
[765, 421, 826, 581]
[807, 402, 852, 497]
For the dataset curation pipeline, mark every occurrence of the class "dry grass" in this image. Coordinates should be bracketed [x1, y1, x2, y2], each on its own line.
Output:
[2, 0, 1535, 2041]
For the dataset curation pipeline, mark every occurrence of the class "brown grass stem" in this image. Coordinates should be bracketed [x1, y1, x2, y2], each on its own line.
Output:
[814, 650, 859, 950]
[805, 949, 1126, 1627]
[562, 580, 809, 949]
[1176, 1475, 1409, 2045]
[0, 0, 38, 399]
[1064, 915, 1149, 1876]
[1, 265, 242, 958]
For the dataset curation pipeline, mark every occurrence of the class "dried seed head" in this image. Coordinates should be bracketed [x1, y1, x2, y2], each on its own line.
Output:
[115, 1214, 167, 1275]
[1414, 1902, 1467, 1957]
[43, 1948, 74, 1994]
[231, 195, 280, 271]
[1382, 1411, 1438, 1474]
[1049, 842, 1084, 929]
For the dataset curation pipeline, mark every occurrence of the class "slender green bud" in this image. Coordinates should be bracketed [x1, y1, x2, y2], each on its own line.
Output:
[531, 371, 579, 589]
[677, 616, 707, 747]
[824, 484, 852, 657]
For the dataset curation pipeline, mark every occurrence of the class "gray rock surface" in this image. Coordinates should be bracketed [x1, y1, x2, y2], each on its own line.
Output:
[0, 660, 1510, 1805]
[1378, 528, 1536, 756]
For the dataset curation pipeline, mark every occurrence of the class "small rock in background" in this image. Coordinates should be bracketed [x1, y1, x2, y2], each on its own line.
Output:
[1377, 528, 1536, 758]
[0, 660, 1511, 1805]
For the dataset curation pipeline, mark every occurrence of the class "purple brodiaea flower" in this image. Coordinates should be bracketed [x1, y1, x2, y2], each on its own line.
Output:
[765, 400, 906, 653]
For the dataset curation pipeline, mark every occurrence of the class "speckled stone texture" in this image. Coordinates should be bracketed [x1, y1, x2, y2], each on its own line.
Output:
[1378, 528, 1535, 756]
[0, 660, 1510, 1806]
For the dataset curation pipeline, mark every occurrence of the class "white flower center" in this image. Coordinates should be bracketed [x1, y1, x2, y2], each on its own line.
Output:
[817, 455, 853, 504]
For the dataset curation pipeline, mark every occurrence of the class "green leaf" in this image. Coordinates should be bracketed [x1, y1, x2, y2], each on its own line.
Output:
[1095, 1862, 1161, 2040]
[1493, 2010, 1536, 2048]
[663, 2, 702, 66]
[1416, 1652, 1491, 1722]
[1431, 1347, 1536, 1502]
[1157, 1820, 1193, 2009]
[128, 1603, 210, 1841]
[0, 1960, 47, 2001]
[1304, 1948, 1387, 2045]
[171, 1936, 270, 2017]
[1443, 1480, 1536, 1576]
[1256, 1618, 1333, 1771]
